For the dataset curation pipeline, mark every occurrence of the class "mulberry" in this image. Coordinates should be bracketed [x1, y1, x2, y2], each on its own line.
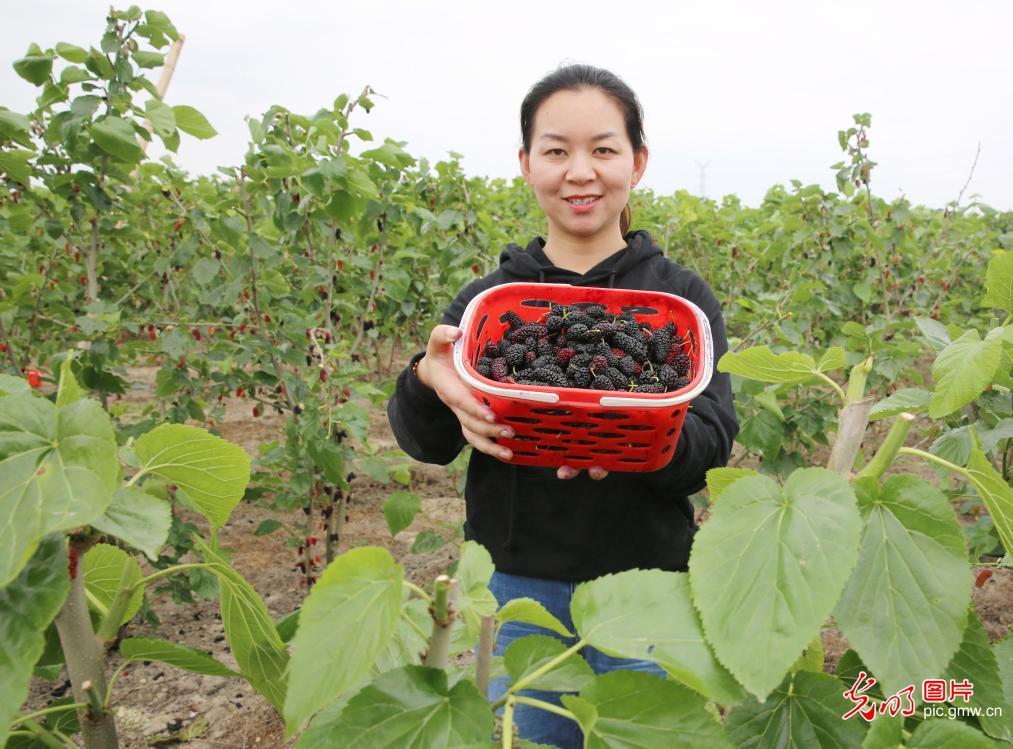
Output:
[566, 312, 596, 328]
[485, 303, 695, 394]
[567, 367, 593, 388]
[505, 344, 526, 368]
[633, 382, 666, 393]
[530, 367, 567, 386]
[618, 356, 639, 377]
[649, 322, 677, 364]
[568, 324, 603, 342]
[672, 352, 691, 377]
[605, 367, 628, 390]
[614, 332, 648, 362]
[509, 324, 548, 342]
[491, 358, 509, 381]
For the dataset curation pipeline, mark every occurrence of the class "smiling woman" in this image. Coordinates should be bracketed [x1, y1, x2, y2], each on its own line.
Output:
[518, 72, 648, 275]
[386, 63, 739, 748]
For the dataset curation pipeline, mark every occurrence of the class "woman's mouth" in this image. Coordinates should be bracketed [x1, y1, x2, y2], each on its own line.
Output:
[564, 195, 601, 211]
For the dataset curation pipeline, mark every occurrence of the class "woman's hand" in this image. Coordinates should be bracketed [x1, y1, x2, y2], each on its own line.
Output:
[416, 325, 516, 462]
[557, 466, 609, 481]
[417, 325, 611, 480]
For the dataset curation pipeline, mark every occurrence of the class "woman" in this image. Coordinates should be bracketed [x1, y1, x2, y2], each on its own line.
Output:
[387, 64, 738, 747]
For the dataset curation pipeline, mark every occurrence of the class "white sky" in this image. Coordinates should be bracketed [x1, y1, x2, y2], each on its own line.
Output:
[4, 0, 1012, 210]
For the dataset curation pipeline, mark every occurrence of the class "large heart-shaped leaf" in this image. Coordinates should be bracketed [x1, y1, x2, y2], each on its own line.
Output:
[134, 424, 250, 529]
[0, 535, 70, 748]
[689, 468, 862, 700]
[284, 546, 403, 731]
[561, 670, 735, 749]
[0, 395, 117, 586]
[833, 475, 971, 696]
[296, 666, 492, 749]
[196, 540, 288, 712]
[725, 671, 867, 749]
[572, 569, 744, 706]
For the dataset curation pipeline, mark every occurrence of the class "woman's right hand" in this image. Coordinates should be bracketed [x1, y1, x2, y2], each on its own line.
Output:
[415, 325, 515, 462]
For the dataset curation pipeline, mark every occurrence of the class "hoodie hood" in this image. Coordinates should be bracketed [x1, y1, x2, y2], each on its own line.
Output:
[496, 229, 664, 288]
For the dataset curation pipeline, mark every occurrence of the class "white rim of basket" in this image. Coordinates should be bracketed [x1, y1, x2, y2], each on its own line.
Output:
[452, 282, 715, 408]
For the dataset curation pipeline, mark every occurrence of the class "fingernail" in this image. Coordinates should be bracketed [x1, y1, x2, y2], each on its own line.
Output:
[485, 413, 496, 423]
[500, 428, 514, 438]
[500, 449, 512, 460]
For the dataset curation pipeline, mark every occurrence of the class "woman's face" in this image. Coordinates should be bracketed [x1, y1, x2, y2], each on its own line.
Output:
[519, 87, 648, 246]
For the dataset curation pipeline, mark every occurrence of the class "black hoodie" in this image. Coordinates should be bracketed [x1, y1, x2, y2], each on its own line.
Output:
[386, 230, 738, 582]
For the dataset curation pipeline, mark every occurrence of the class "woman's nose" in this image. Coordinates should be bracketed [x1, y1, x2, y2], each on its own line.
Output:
[565, 152, 596, 182]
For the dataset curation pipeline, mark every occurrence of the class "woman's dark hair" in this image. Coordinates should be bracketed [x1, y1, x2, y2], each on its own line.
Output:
[520, 64, 646, 235]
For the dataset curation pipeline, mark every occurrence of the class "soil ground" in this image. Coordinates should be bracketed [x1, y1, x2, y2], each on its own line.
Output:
[23, 362, 1013, 748]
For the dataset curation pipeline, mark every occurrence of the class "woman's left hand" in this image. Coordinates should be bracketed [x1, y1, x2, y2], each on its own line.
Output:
[557, 466, 608, 481]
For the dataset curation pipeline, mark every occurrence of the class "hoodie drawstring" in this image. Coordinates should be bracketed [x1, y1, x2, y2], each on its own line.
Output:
[608, 269, 617, 288]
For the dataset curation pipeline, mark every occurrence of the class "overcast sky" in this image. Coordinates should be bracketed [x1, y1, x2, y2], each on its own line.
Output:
[4, 1, 1011, 211]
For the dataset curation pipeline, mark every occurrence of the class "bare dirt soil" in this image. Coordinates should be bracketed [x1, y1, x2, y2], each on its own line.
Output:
[24, 363, 1012, 747]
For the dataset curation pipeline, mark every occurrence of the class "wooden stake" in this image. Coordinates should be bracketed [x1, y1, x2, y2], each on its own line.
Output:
[475, 614, 496, 699]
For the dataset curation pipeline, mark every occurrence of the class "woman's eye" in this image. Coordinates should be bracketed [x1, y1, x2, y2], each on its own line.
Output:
[595, 147, 615, 154]
[546, 148, 565, 156]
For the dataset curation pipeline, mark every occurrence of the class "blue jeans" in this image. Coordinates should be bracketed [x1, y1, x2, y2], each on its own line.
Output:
[487, 570, 667, 749]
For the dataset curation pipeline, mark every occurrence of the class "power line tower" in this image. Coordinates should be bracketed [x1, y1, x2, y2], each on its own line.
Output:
[696, 161, 710, 198]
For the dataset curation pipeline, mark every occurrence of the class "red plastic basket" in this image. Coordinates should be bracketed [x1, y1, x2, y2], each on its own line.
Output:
[452, 282, 713, 472]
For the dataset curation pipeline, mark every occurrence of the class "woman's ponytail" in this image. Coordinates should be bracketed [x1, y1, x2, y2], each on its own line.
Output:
[620, 203, 632, 237]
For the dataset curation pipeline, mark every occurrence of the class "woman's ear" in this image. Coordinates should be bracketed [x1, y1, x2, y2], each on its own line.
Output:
[631, 145, 649, 188]
[518, 147, 531, 185]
